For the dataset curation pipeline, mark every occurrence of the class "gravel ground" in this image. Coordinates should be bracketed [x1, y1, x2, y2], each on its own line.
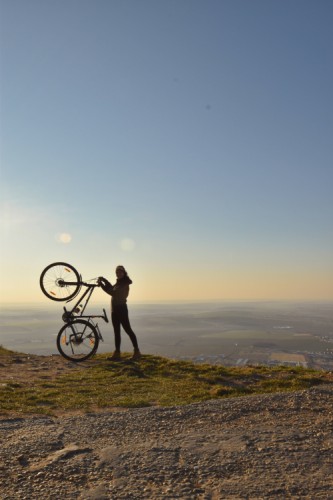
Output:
[1, 385, 333, 499]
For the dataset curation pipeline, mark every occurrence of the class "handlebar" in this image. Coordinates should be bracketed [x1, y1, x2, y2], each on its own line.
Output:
[103, 308, 109, 322]
[63, 308, 109, 323]
[79, 309, 109, 322]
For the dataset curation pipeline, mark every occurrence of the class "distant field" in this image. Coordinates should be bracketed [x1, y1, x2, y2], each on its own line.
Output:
[270, 353, 307, 363]
[198, 329, 325, 353]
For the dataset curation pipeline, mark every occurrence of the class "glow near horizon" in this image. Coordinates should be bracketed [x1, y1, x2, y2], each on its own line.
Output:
[0, 0, 332, 304]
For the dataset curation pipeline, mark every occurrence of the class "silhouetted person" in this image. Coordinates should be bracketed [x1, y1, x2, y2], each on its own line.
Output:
[98, 265, 141, 361]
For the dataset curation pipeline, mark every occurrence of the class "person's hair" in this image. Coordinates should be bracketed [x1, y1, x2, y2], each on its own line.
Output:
[116, 265, 130, 280]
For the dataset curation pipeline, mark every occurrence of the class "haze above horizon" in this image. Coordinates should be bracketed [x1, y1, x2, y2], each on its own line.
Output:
[1, 0, 332, 304]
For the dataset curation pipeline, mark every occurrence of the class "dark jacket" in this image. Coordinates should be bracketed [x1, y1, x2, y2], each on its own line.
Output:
[99, 276, 132, 311]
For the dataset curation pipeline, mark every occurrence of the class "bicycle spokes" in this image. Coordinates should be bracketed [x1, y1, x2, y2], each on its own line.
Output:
[40, 262, 81, 302]
[57, 320, 99, 362]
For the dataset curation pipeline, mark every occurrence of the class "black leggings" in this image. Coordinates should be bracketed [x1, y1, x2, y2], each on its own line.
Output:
[111, 304, 139, 351]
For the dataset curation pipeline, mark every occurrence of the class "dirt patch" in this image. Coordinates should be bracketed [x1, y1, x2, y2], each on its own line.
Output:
[0, 352, 97, 386]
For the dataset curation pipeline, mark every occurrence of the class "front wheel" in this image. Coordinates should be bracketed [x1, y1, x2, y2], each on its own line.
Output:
[57, 320, 99, 362]
[40, 262, 81, 302]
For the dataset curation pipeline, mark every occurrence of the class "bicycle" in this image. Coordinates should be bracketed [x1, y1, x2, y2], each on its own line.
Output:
[40, 262, 109, 362]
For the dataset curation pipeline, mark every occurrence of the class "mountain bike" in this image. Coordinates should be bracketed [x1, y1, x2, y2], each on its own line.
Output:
[40, 262, 108, 362]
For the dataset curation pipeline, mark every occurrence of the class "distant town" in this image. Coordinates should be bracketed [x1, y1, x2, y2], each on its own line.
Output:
[177, 334, 333, 371]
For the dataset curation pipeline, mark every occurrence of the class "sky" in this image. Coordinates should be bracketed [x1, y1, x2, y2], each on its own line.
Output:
[0, 0, 332, 304]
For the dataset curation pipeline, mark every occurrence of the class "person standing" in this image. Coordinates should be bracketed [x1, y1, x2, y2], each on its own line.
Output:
[98, 265, 141, 361]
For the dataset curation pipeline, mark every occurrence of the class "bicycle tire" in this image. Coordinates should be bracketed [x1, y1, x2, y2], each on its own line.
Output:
[40, 262, 81, 302]
[57, 319, 99, 362]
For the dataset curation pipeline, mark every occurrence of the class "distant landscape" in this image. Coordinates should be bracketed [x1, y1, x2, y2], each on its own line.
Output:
[0, 301, 332, 370]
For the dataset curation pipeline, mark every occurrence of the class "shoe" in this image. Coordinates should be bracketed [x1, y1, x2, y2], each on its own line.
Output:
[131, 349, 141, 361]
[107, 351, 121, 361]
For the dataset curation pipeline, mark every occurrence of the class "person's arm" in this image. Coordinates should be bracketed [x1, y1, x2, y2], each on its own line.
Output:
[97, 277, 113, 295]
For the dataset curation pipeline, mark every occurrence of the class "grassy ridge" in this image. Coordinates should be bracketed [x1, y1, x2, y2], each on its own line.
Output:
[1, 348, 332, 415]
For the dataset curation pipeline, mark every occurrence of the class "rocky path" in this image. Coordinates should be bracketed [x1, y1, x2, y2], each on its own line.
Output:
[1, 385, 333, 499]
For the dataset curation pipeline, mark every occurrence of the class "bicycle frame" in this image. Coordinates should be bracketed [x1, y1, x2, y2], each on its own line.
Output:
[61, 281, 108, 325]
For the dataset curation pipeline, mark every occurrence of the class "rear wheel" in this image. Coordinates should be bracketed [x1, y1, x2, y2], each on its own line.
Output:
[40, 262, 81, 302]
[57, 320, 99, 362]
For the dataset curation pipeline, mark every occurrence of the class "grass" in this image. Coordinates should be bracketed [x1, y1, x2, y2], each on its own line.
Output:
[1, 348, 332, 416]
[0, 346, 17, 355]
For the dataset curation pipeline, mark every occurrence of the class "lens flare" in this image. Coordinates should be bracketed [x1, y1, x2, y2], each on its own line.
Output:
[120, 238, 135, 251]
[55, 233, 72, 244]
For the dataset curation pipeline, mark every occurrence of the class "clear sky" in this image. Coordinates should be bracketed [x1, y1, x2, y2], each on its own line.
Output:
[1, 0, 332, 304]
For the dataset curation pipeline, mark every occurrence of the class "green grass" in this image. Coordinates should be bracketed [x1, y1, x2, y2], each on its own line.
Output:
[0, 345, 17, 355]
[1, 348, 332, 416]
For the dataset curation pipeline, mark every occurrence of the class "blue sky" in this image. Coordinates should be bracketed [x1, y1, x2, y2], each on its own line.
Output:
[1, 0, 332, 303]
